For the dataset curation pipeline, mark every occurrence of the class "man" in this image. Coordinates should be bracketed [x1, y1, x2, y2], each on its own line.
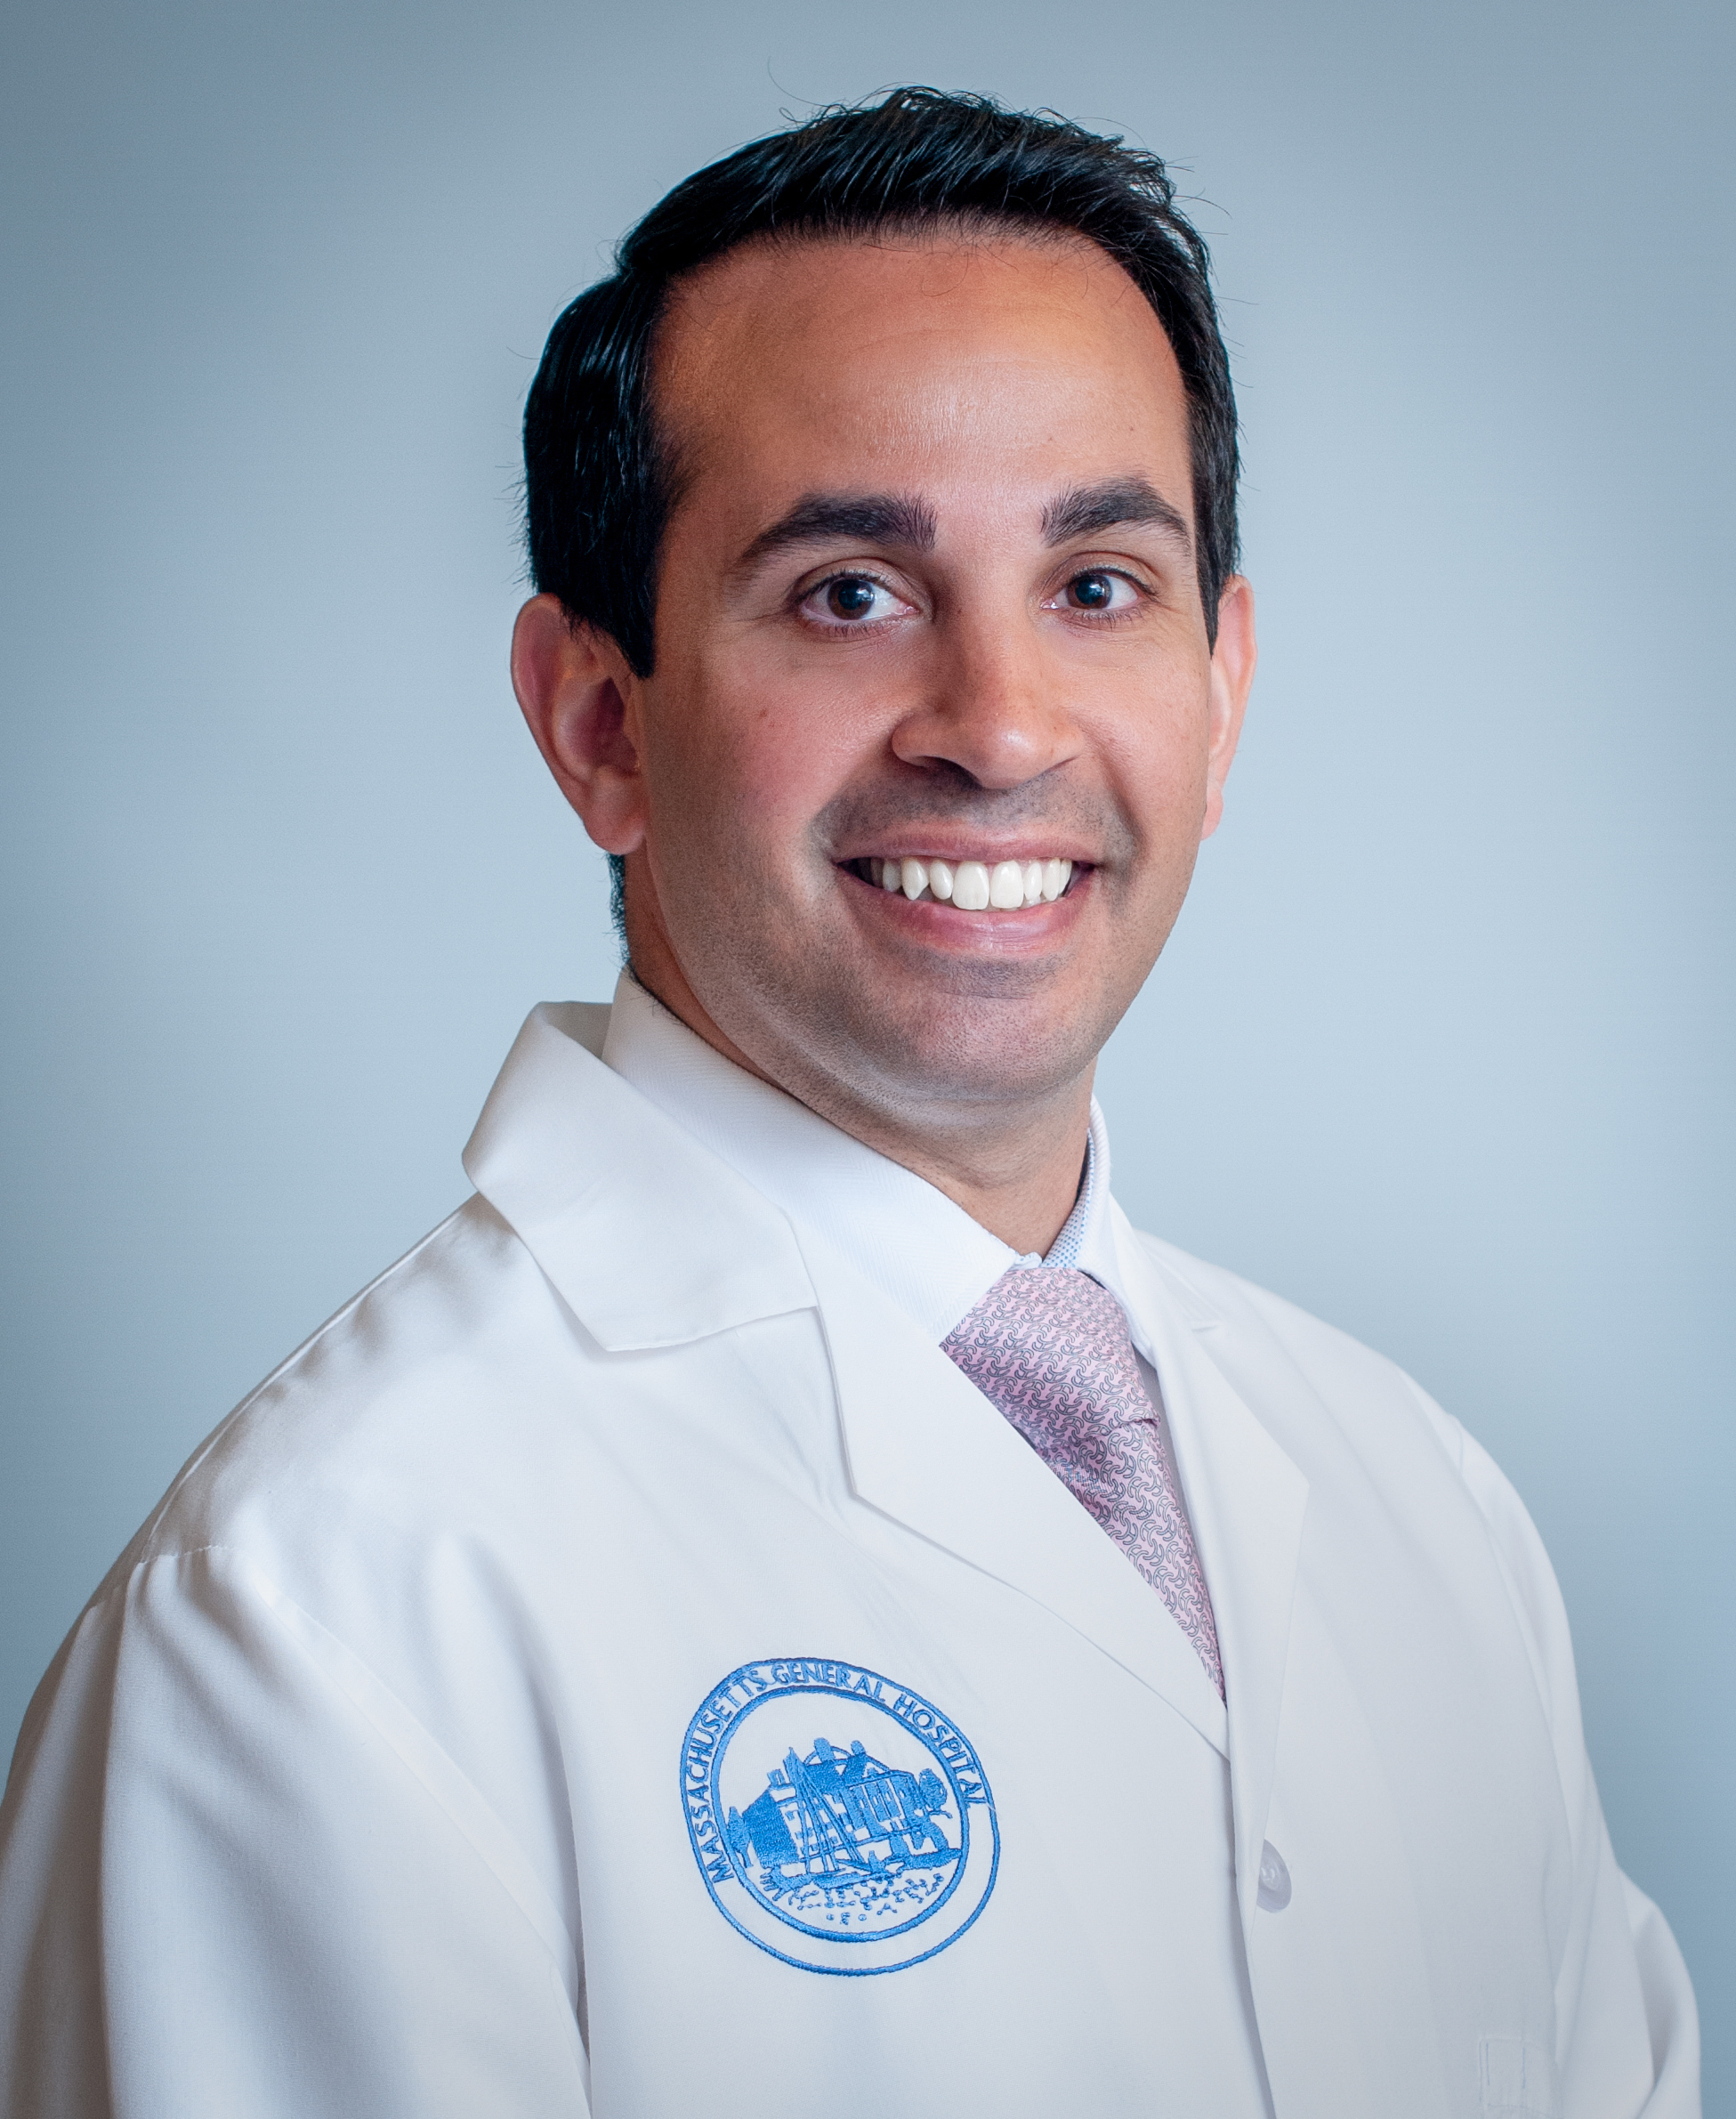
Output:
[0, 88, 1699, 2118]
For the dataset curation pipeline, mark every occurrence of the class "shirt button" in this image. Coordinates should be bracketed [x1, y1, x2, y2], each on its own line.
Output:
[1256, 1841, 1292, 1912]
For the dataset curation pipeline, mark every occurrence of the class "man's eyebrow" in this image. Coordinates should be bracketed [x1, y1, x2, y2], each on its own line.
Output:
[1041, 478, 1192, 551]
[735, 492, 938, 570]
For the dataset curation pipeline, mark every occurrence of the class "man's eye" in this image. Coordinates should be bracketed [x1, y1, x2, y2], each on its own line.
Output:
[1062, 570, 1137, 612]
[829, 578, 879, 619]
[803, 574, 900, 624]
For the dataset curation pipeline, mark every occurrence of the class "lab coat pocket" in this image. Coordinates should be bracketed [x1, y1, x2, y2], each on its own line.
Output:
[1480, 2034, 1560, 2116]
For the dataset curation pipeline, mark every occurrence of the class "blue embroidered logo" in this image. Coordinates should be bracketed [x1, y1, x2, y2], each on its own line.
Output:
[682, 1658, 999, 1976]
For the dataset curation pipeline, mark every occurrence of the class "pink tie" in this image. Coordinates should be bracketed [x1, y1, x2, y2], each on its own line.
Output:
[942, 1266, 1223, 1698]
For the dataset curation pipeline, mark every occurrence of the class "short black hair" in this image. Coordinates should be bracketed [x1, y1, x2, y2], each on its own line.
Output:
[523, 87, 1240, 677]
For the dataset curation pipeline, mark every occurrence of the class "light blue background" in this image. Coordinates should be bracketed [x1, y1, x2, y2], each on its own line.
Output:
[3, 0, 1730, 2096]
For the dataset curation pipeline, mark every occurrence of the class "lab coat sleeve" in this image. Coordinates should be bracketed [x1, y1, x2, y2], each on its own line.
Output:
[1406, 1384, 1701, 2119]
[0, 1545, 591, 2119]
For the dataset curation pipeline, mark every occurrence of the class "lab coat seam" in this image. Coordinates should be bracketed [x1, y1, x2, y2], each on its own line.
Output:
[117, 1207, 474, 1570]
[74, 1540, 237, 1635]
[218, 1209, 472, 1424]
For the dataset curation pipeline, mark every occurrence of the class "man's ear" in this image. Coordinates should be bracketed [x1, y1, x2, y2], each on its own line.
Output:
[1199, 574, 1256, 843]
[510, 594, 648, 856]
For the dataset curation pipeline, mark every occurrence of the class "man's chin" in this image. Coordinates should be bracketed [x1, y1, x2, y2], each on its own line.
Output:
[787, 985, 1112, 1121]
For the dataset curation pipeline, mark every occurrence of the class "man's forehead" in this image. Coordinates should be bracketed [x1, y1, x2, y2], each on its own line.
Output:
[653, 228, 1191, 522]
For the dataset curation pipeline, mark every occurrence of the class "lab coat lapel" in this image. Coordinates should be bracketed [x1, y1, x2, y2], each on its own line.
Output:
[1110, 1209, 1309, 1929]
[469, 1007, 1231, 1758]
[797, 1225, 1230, 1759]
[463, 1004, 814, 1350]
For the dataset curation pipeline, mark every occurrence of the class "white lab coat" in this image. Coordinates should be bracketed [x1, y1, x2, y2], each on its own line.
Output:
[0, 1001, 1700, 2118]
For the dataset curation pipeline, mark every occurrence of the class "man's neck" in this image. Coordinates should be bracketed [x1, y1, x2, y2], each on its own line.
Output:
[624, 952, 1094, 1258]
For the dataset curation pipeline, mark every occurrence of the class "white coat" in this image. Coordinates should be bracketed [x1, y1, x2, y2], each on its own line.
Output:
[0, 999, 1700, 2118]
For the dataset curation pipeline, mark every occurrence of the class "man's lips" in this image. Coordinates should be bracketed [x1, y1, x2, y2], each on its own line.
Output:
[840, 853, 1082, 910]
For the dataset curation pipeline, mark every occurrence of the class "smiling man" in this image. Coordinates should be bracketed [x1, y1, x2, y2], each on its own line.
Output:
[513, 219, 1247, 1258]
[0, 90, 1699, 2119]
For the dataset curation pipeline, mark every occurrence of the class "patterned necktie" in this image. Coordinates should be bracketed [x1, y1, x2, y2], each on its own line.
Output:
[942, 1266, 1223, 1697]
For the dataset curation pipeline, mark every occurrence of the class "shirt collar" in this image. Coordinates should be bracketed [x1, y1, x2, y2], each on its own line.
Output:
[600, 971, 1129, 1342]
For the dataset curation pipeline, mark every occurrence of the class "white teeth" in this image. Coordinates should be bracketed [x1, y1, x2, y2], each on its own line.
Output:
[868, 855, 1073, 909]
[952, 861, 991, 911]
[989, 861, 1025, 909]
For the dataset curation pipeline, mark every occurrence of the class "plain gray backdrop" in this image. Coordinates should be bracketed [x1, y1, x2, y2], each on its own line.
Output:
[4, 0, 1731, 2098]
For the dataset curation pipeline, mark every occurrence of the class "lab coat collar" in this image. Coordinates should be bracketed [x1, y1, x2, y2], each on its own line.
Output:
[1110, 1201, 1311, 1932]
[462, 1002, 815, 1349]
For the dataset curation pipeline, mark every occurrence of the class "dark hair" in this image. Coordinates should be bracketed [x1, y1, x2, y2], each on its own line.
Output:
[524, 87, 1239, 674]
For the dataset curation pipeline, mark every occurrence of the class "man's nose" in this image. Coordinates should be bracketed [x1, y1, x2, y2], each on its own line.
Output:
[889, 603, 1082, 789]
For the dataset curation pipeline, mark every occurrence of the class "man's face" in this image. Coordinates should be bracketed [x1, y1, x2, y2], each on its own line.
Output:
[585, 231, 1250, 1129]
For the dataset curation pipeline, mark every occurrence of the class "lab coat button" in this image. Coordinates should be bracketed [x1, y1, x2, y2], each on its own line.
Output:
[1256, 1841, 1292, 1912]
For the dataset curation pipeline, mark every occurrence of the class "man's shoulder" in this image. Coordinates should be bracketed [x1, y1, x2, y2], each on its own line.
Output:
[107, 1193, 585, 1588]
[1125, 1222, 1486, 1484]
[1128, 1224, 1417, 1380]
[1125, 1222, 1556, 1584]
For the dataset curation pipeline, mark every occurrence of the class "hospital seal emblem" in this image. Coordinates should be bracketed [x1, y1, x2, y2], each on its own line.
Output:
[681, 1657, 999, 1975]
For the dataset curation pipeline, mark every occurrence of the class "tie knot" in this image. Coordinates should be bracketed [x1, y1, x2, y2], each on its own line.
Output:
[941, 1266, 1148, 1445]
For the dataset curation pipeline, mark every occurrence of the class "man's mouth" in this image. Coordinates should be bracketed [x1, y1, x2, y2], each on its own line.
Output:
[844, 855, 1077, 910]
